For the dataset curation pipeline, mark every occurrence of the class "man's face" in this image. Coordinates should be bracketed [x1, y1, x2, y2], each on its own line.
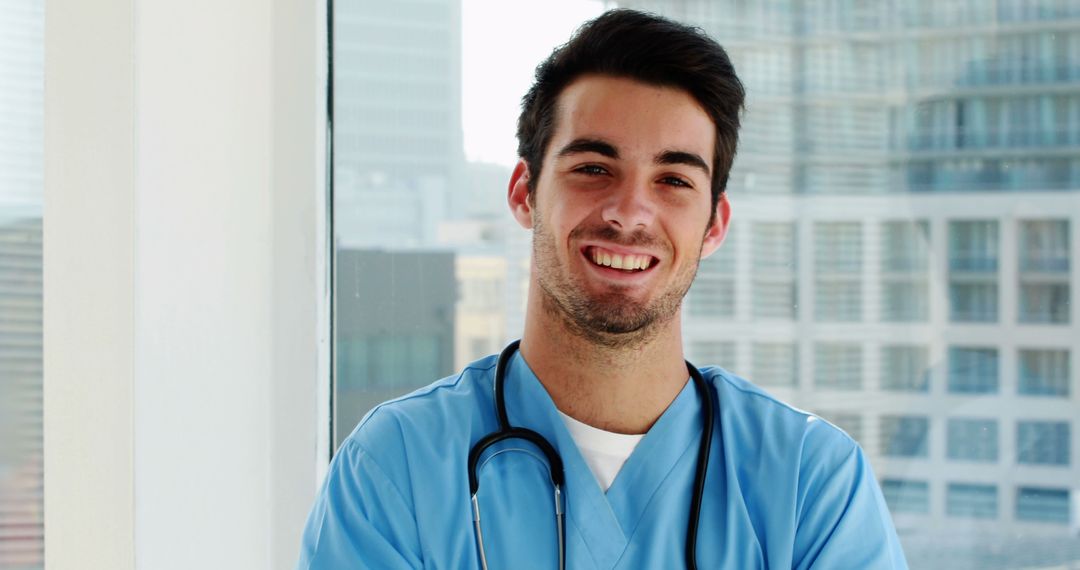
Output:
[509, 74, 730, 344]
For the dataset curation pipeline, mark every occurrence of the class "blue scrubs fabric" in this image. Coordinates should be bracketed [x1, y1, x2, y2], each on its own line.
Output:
[297, 353, 908, 569]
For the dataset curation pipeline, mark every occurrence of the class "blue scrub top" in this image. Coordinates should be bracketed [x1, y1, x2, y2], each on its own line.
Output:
[298, 351, 908, 569]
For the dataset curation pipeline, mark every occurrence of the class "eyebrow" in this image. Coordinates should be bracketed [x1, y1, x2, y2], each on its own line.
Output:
[556, 138, 619, 159]
[656, 150, 711, 178]
[557, 137, 711, 178]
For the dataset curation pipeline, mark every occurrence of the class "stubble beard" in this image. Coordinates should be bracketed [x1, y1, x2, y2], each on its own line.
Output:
[531, 211, 701, 351]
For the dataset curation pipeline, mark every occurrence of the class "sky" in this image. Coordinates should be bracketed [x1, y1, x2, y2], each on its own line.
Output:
[461, 0, 606, 168]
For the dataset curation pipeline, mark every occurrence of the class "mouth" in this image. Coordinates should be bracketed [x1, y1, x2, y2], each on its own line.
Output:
[582, 245, 659, 273]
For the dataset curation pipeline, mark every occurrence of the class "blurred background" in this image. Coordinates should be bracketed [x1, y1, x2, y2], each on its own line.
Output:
[1, 0, 43, 566]
[329, 1, 1080, 569]
[3, 0, 1080, 568]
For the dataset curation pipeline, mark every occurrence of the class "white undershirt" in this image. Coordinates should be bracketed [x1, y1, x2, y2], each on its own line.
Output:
[557, 410, 645, 492]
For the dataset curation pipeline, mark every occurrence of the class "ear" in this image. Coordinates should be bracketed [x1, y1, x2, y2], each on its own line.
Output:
[507, 159, 534, 230]
[699, 192, 731, 259]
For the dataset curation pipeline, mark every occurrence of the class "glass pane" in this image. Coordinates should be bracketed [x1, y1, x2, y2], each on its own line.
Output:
[0, 0, 43, 567]
[330, 1, 1080, 567]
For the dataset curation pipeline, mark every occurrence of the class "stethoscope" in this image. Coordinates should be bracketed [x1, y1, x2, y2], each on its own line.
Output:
[467, 340, 716, 570]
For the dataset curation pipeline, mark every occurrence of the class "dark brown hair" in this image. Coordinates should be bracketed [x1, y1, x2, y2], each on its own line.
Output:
[517, 9, 745, 216]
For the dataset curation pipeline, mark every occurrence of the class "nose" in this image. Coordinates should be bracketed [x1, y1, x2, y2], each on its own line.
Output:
[600, 175, 656, 231]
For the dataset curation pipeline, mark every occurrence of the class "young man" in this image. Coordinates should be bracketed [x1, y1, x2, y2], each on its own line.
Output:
[299, 10, 907, 569]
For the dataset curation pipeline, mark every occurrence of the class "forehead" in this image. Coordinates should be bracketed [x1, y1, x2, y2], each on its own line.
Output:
[548, 75, 715, 163]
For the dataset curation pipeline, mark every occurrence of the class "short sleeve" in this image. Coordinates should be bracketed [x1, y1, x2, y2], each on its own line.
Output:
[793, 432, 908, 569]
[296, 439, 423, 569]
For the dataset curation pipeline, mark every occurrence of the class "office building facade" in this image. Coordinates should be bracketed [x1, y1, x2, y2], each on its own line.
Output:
[614, 0, 1080, 566]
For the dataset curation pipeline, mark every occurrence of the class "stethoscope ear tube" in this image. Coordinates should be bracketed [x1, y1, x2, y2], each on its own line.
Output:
[469, 340, 568, 569]
[685, 362, 714, 570]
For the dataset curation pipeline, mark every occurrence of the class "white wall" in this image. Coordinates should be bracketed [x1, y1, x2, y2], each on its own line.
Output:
[44, 0, 327, 567]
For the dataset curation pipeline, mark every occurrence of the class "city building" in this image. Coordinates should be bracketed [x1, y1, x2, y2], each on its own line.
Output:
[333, 249, 457, 448]
[615, 0, 1080, 566]
[0, 218, 43, 570]
[333, 0, 464, 248]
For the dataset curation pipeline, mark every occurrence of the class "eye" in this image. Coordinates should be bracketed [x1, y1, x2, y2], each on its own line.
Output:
[660, 176, 693, 188]
[574, 164, 609, 176]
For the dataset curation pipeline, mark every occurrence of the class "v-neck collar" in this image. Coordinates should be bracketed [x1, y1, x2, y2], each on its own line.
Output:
[503, 351, 702, 569]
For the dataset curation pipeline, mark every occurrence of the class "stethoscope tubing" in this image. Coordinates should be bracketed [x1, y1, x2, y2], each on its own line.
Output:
[468, 340, 715, 570]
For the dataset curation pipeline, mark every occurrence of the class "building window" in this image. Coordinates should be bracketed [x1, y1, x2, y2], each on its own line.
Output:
[882, 281, 930, 322]
[949, 221, 999, 322]
[947, 418, 998, 462]
[882, 345, 931, 392]
[948, 347, 999, 394]
[947, 483, 998, 519]
[752, 342, 798, 388]
[1020, 220, 1070, 272]
[883, 220, 931, 272]
[1017, 421, 1071, 466]
[1018, 349, 1071, 397]
[814, 343, 863, 390]
[687, 234, 736, 318]
[752, 222, 798, 319]
[882, 479, 930, 514]
[1016, 487, 1071, 524]
[881, 415, 930, 457]
[950, 282, 999, 323]
[882, 221, 930, 322]
[814, 222, 862, 321]
[1017, 215, 1070, 325]
[688, 341, 736, 371]
[1019, 283, 1071, 324]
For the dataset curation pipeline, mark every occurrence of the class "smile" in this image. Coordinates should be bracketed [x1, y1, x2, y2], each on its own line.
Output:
[584, 245, 657, 272]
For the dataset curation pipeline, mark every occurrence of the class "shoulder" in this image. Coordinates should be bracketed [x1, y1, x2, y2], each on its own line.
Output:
[701, 365, 859, 463]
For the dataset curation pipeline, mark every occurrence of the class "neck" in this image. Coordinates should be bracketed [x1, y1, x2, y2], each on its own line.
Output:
[519, 283, 689, 435]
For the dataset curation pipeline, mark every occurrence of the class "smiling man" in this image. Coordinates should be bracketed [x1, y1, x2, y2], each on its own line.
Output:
[298, 9, 907, 569]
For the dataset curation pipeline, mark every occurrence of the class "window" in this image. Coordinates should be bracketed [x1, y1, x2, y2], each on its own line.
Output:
[1018, 349, 1070, 397]
[814, 222, 862, 321]
[947, 418, 998, 462]
[688, 231, 736, 318]
[1016, 487, 1070, 524]
[948, 347, 999, 394]
[688, 341, 736, 370]
[1019, 220, 1070, 272]
[330, 2, 1080, 567]
[881, 221, 930, 322]
[1018, 283, 1070, 324]
[814, 343, 862, 390]
[1017, 421, 1070, 466]
[947, 483, 998, 519]
[881, 416, 930, 457]
[1015, 222, 1075, 326]
[949, 221, 1000, 273]
[949, 221, 999, 322]
[882, 479, 930, 514]
[752, 342, 798, 388]
[752, 222, 797, 319]
[881, 345, 931, 392]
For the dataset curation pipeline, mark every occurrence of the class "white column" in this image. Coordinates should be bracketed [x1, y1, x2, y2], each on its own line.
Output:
[43, 0, 136, 567]
[44, 0, 327, 567]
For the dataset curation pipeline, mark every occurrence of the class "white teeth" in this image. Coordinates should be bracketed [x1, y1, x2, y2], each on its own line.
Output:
[589, 248, 653, 271]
